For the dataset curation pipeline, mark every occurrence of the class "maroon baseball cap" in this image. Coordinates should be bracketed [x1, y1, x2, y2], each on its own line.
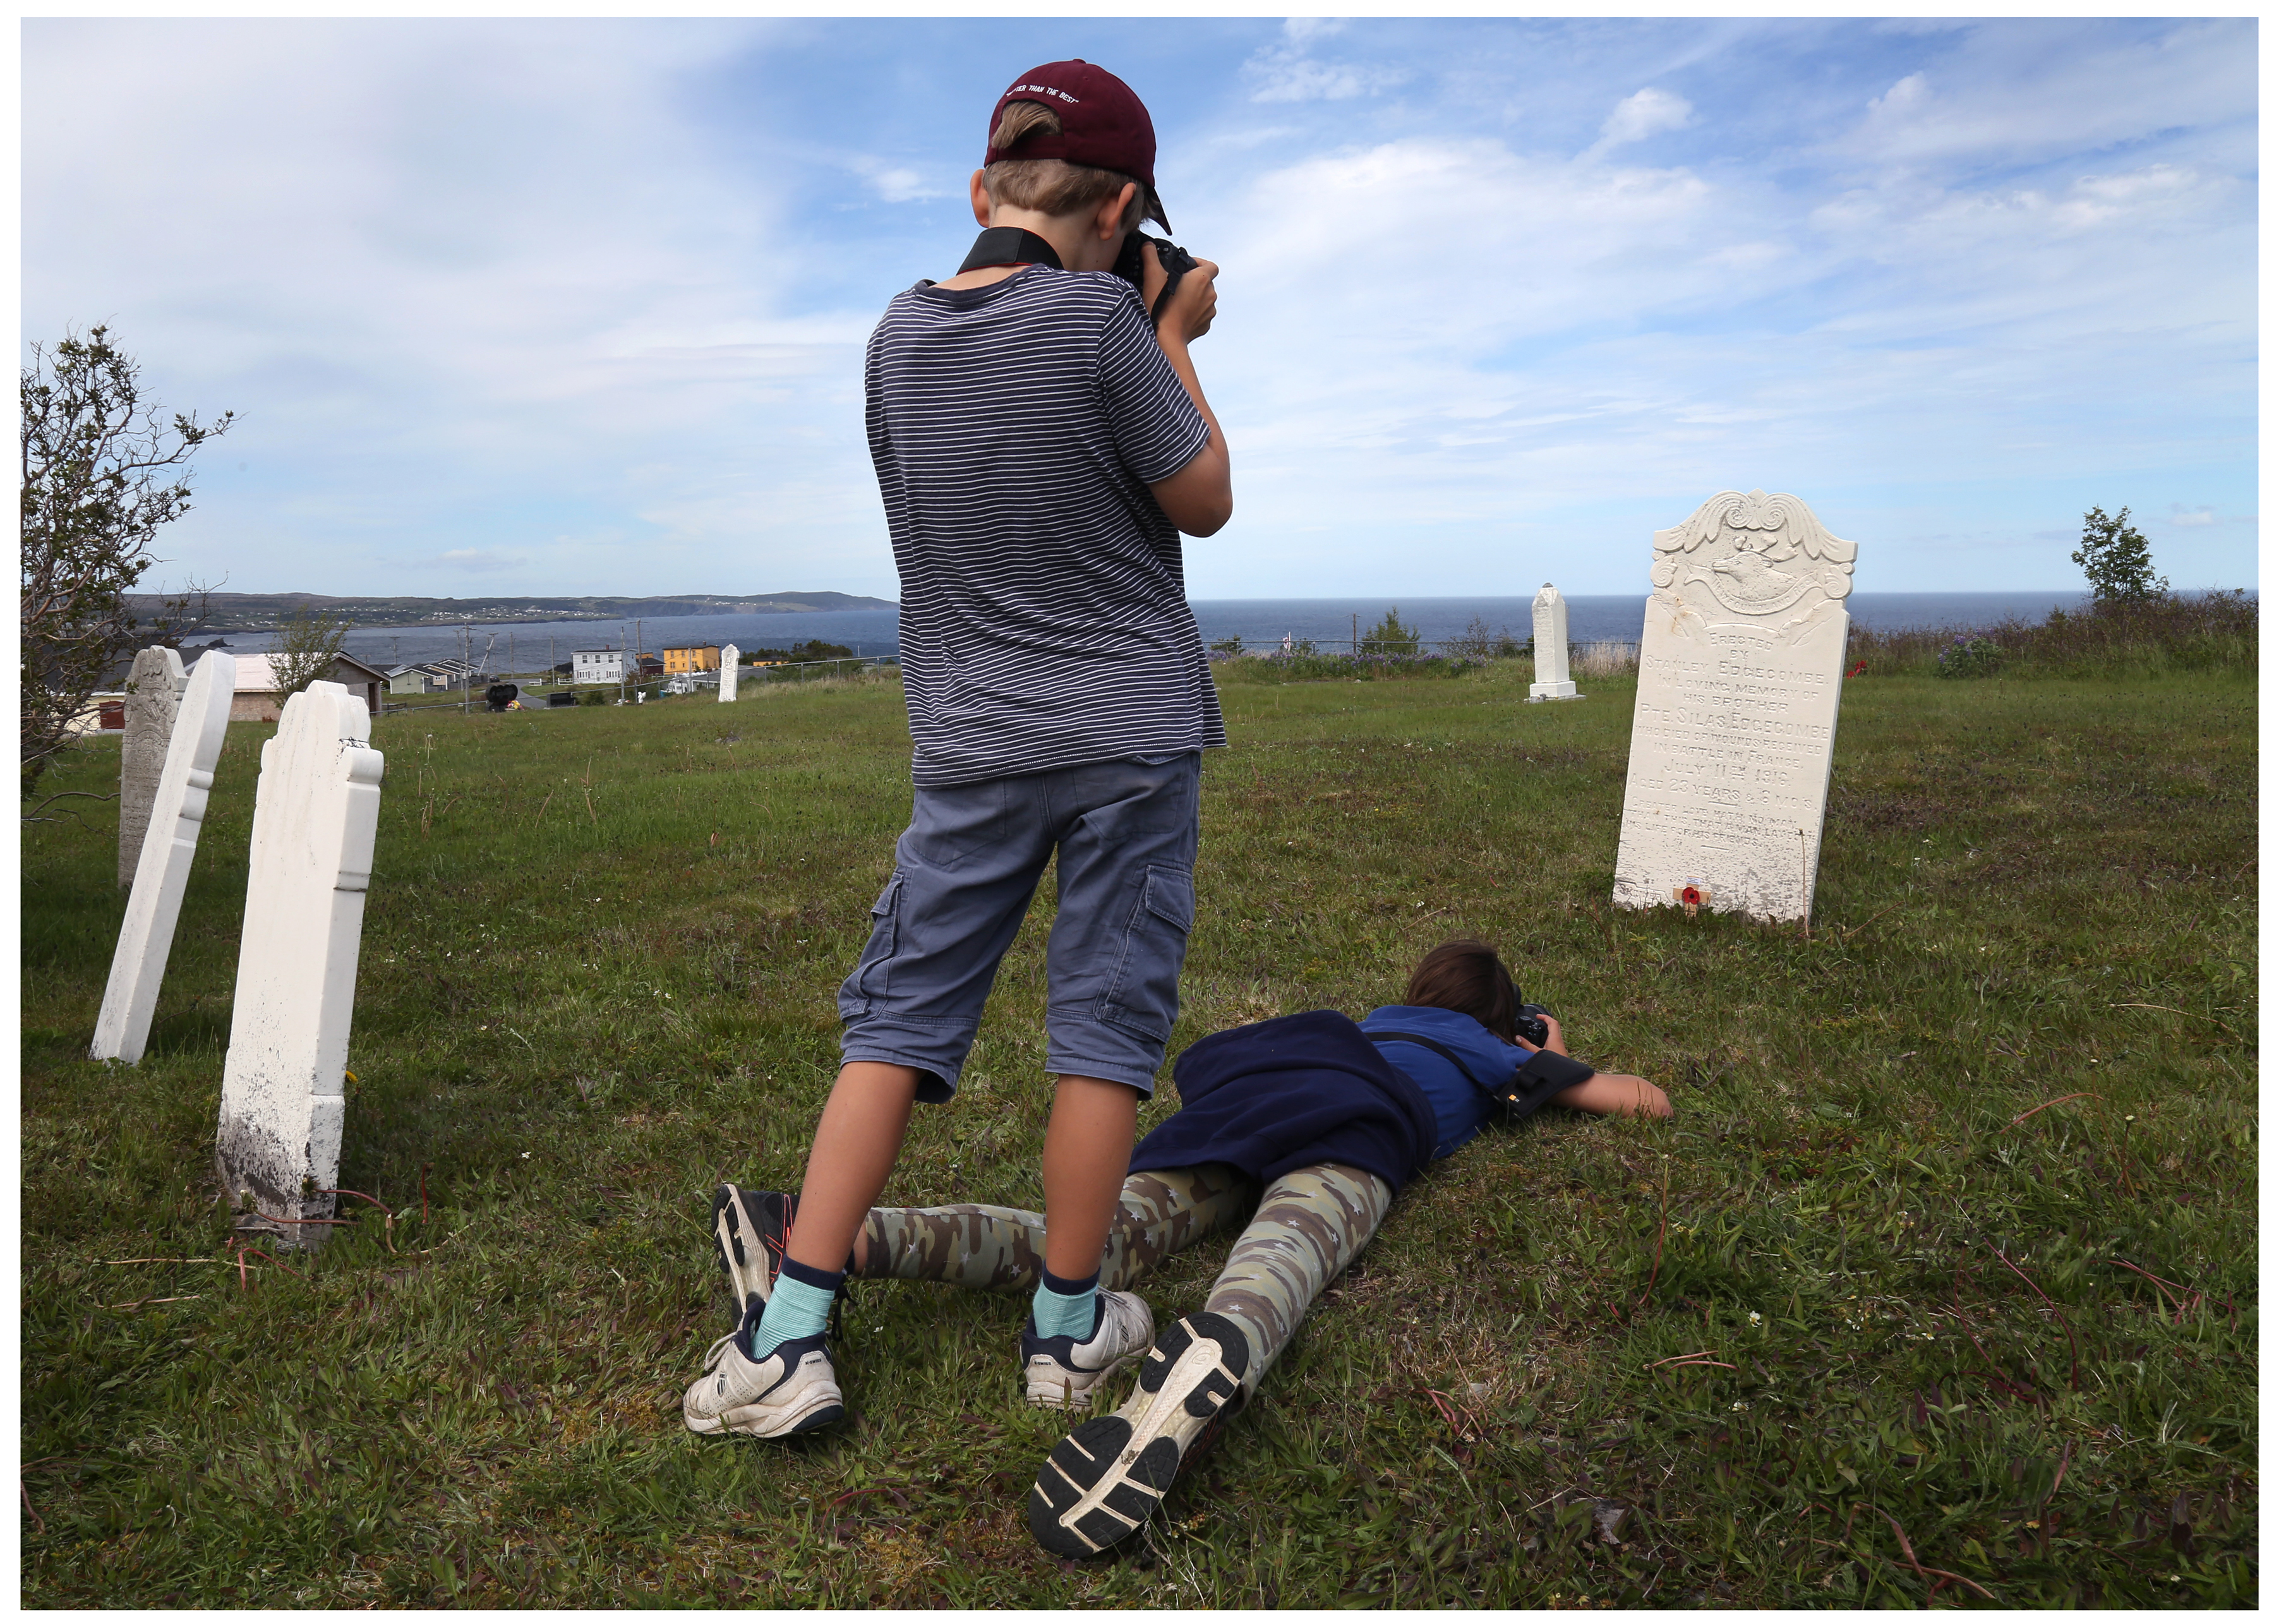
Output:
[987, 59, 1159, 195]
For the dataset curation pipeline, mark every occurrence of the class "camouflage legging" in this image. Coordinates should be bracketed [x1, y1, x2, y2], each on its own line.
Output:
[855, 1162, 1393, 1392]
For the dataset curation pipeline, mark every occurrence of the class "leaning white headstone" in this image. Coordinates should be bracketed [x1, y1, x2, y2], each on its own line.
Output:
[90, 651, 236, 1064]
[1611, 490, 1856, 925]
[118, 647, 188, 886]
[1527, 584, 1580, 702]
[719, 644, 740, 702]
[214, 680, 385, 1243]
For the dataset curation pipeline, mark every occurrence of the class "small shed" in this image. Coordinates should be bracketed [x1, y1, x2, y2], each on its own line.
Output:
[231, 654, 387, 723]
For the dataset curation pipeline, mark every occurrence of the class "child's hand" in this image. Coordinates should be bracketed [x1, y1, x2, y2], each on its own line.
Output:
[1146, 241, 1217, 346]
[1510, 1013, 1567, 1057]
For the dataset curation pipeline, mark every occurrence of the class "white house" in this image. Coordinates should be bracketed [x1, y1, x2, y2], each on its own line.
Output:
[573, 647, 625, 683]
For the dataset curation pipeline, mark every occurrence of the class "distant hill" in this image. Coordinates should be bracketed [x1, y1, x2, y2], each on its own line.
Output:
[123, 590, 898, 632]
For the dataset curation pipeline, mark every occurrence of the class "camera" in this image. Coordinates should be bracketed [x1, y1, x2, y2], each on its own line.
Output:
[1112, 232, 1198, 329]
[1512, 1003, 1555, 1049]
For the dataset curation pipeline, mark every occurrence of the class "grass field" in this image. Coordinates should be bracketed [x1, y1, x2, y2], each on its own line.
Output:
[21, 657, 2256, 1607]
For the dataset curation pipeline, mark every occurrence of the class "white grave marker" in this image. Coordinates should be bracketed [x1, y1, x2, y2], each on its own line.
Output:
[1611, 490, 1856, 925]
[719, 644, 740, 701]
[118, 647, 188, 886]
[1527, 584, 1580, 702]
[214, 681, 385, 1242]
[90, 651, 236, 1064]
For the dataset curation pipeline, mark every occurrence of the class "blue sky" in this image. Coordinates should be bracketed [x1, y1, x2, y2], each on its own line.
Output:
[22, 17, 2258, 599]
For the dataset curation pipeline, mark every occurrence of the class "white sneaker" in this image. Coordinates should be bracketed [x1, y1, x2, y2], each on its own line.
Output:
[1020, 1288, 1155, 1410]
[682, 1330, 844, 1439]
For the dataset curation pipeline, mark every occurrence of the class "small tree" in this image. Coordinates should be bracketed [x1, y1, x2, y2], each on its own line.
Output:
[2074, 505, 2168, 606]
[265, 606, 354, 699]
[1361, 607, 1423, 658]
[21, 325, 231, 812]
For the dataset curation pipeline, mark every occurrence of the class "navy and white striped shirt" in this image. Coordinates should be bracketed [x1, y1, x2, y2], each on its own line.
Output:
[865, 266, 1225, 787]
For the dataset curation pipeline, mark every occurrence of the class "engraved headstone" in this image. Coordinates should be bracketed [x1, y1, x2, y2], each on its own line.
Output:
[719, 644, 740, 702]
[1612, 490, 1856, 924]
[1527, 583, 1580, 702]
[215, 681, 386, 1244]
[118, 647, 188, 886]
[90, 651, 236, 1064]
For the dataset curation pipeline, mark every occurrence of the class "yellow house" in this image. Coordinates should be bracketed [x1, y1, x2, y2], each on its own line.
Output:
[661, 646, 721, 674]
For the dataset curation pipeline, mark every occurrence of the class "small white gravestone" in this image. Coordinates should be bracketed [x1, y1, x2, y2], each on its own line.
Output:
[1527, 584, 1580, 702]
[118, 647, 188, 886]
[90, 651, 236, 1064]
[215, 681, 385, 1243]
[1612, 490, 1856, 925]
[719, 644, 740, 702]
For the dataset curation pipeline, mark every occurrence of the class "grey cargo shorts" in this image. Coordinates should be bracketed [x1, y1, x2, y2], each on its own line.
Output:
[838, 752, 1201, 1103]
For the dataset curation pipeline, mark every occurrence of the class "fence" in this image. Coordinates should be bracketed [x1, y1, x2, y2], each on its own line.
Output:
[1206, 636, 1642, 670]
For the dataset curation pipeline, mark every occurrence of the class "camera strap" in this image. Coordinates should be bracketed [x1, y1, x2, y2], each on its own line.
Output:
[958, 227, 1064, 274]
[1367, 1031, 1596, 1119]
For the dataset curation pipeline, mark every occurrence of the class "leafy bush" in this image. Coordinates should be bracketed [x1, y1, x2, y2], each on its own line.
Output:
[1935, 635, 2004, 678]
[1361, 607, 1423, 658]
[2074, 505, 2169, 606]
[1443, 614, 1529, 659]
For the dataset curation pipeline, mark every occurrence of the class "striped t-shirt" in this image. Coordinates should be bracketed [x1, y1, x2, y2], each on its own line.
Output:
[865, 266, 1226, 787]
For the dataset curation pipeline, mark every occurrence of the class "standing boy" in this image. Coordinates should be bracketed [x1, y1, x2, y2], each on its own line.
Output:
[685, 59, 1231, 1439]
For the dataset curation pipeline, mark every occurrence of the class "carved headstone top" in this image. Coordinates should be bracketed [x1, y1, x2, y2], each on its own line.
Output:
[1647, 488, 1856, 653]
[1613, 491, 1857, 924]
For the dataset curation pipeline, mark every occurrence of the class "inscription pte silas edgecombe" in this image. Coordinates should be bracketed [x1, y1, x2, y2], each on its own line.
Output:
[1612, 489, 1857, 925]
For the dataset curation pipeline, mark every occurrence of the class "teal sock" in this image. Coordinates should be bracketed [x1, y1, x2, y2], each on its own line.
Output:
[1032, 1267, 1100, 1342]
[749, 1261, 840, 1359]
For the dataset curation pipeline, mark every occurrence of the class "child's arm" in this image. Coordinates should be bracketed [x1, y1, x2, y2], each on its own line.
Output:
[1142, 245, 1232, 537]
[1513, 1014, 1674, 1120]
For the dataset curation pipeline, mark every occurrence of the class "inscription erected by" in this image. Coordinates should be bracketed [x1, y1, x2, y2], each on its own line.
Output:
[1612, 490, 1856, 923]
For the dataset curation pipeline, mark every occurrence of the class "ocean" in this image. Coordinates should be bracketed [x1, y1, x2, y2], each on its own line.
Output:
[211, 591, 2103, 676]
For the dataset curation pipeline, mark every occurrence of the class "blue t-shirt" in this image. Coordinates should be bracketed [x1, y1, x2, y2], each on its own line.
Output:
[1359, 1005, 1533, 1160]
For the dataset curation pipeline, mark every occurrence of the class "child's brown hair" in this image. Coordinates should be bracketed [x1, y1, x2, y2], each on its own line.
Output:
[985, 101, 1169, 230]
[1403, 940, 1522, 1042]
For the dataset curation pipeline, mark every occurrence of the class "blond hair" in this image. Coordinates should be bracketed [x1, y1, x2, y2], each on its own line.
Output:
[985, 100, 1169, 230]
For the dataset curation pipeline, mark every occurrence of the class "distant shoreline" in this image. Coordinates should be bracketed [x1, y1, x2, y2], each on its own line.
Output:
[126, 589, 898, 634]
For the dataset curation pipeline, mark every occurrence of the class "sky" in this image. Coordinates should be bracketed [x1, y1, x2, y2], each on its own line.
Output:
[21, 17, 2259, 600]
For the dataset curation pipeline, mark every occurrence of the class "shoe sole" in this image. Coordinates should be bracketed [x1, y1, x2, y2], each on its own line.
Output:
[1027, 1311, 1248, 1557]
[711, 1185, 773, 1319]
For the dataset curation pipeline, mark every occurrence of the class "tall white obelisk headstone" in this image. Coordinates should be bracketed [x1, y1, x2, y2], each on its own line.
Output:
[90, 651, 236, 1064]
[215, 681, 385, 1243]
[119, 647, 188, 886]
[719, 644, 740, 702]
[1527, 584, 1580, 702]
[1612, 490, 1856, 925]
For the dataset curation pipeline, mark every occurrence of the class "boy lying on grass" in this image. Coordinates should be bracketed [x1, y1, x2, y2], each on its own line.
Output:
[707, 941, 1670, 1556]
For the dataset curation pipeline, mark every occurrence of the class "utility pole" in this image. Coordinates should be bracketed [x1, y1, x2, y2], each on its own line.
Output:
[1352, 613, 1359, 658]
[461, 624, 471, 716]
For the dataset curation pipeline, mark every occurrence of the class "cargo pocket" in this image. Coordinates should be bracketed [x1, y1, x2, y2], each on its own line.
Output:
[838, 873, 905, 1020]
[1100, 865, 1195, 1040]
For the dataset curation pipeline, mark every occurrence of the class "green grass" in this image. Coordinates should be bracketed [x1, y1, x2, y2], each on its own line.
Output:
[21, 661, 2256, 1606]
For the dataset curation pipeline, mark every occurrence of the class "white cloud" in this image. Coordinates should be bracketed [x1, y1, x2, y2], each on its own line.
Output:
[22, 19, 894, 597]
[1594, 87, 1695, 151]
[1241, 23, 1407, 104]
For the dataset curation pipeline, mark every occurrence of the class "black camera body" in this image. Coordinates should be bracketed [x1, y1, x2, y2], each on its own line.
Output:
[1112, 232, 1198, 330]
[1511, 1001, 1555, 1049]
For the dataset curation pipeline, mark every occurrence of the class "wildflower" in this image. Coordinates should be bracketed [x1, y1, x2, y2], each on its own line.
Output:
[1748, 1311, 1763, 1326]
